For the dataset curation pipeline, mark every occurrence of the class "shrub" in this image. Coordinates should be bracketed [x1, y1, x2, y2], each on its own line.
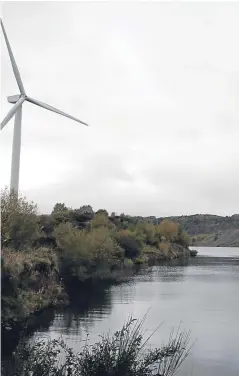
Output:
[95, 209, 109, 217]
[70, 205, 94, 229]
[177, 228, 191, 247]
[157, 220, 180, 242]
[1, 317, 191, 376]
[134, 257, 145, 264]
[1, 248, 62, 323]
[123, 258, 134, 268]
[136, 222, 156, 245]
[53, 223, 124, 281]
[115, 230, 142, 259]
[1, 188, 39, 250]
[90, 213, 114, 230]
[159, 242, 169, 257]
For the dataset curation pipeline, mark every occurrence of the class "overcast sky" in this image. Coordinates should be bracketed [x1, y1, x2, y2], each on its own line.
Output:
[1, 1, 239, 216]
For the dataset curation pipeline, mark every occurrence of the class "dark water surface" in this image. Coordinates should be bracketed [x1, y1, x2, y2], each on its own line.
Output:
[32, 247, 239, 375]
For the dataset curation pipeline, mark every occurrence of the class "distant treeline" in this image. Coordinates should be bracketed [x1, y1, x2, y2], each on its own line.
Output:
[159, 214, 239, 247]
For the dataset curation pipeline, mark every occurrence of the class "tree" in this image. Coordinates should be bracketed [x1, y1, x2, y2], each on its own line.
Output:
[51, 202, 68, 214]
[96, 209, 108, 217]
[1, 187, 39, 250]
[136, 222, 156, 245]
[116, 230, 141, 259]
[51, 202, 71, 225]
[178, 227, 191, 247]
[90, 213, 113, 230]
[157, 219, 179, 242]
[70, 205, 94, 228]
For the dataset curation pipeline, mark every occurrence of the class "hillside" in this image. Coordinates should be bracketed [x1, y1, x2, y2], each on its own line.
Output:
[158, 214, 239, 247]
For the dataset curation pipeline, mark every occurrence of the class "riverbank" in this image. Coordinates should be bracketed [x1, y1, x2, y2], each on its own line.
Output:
[1, 243, 190, 330]
[1, 188, 191, 338]
[3, 247, 239, 376]
[1, 249, 191, 360]
[1, 248, 67, 329]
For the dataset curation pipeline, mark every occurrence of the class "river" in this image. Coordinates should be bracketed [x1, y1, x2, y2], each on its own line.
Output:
[22, 247, 239, 375]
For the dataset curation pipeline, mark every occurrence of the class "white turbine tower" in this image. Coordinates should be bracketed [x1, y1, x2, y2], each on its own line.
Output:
[1, 19, 89, 195]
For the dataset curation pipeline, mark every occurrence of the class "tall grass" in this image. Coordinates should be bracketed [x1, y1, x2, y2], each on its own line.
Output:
[2, 317, 191, 376]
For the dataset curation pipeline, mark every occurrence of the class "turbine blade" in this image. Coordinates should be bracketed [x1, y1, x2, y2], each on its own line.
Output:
[26, 97, 89, 126]
[1, 97, 25, 130]
[1, 19, 26, 94]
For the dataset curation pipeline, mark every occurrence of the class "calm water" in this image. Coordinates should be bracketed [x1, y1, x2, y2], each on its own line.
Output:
[32, 247, 239, 376]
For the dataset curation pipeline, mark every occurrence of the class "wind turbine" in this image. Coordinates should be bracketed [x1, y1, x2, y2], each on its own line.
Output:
[0, 18, 89, 195]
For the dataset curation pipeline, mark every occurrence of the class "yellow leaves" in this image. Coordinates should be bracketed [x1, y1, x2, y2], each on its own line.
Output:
[157, 219, 180, 242]
[119, 229, 131, 237]
[159, 242, 169, 256]
[90, 213, 115, 230]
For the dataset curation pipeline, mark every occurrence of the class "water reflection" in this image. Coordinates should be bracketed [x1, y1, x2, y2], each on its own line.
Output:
[3, 248, 239, 376]
[33, 258, 190, 347]
[38, 248, 239, 376]
[52, 287, 113, 336]
[1, 308, 55, 357]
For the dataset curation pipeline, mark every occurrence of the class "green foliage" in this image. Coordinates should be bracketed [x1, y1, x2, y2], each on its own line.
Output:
[95, 208, 109, 217]
[51, 203, 94, 229]
[134, 257, 146, 265]
[1, 188, 192, 324]
[135, 222, 157, 245]
[70, 205, 94, 228]
[90, 212, 114, 230]
[2, 317, 191, 376]
[54, 223, 124, 281]
[115, 229, 142, 259]
[72, 205, 94, 222]
[52, 202, 68, 214]
[51, 202, 71, 225]
[177, 228, 191, 247]
[123, 258, 134, 268]
[1, 187, 39, 250]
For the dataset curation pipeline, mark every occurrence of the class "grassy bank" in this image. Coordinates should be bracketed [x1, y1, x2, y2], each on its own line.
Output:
[1, 188, 191, 328]
[1, 247, 67, 328]
[1, 316, 191, 376]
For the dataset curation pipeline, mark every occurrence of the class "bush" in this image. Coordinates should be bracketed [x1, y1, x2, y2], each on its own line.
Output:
[1, 248, 63, 323]
[90, 212, 115, 230]
[1, 188, 39, 250]
[177, 228, 191, 247]
[135, 222, 157, 245]
[54, 223, 124, 281]
[123, 258, 134, 268]
[157, 220, 180, 242]
[1, 317, 191, 376]
[115, 230, 142, 259]
[51, 203, 71, 225]
[159, 242, 169, 257]
[134, 257, 145, 264]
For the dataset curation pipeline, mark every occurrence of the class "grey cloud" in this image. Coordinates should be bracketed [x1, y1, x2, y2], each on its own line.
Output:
[80, 152, 135, 183]
[1, 2, 239, 216]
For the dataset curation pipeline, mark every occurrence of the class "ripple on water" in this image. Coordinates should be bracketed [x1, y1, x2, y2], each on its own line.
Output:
[29, 247, 239, 376]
